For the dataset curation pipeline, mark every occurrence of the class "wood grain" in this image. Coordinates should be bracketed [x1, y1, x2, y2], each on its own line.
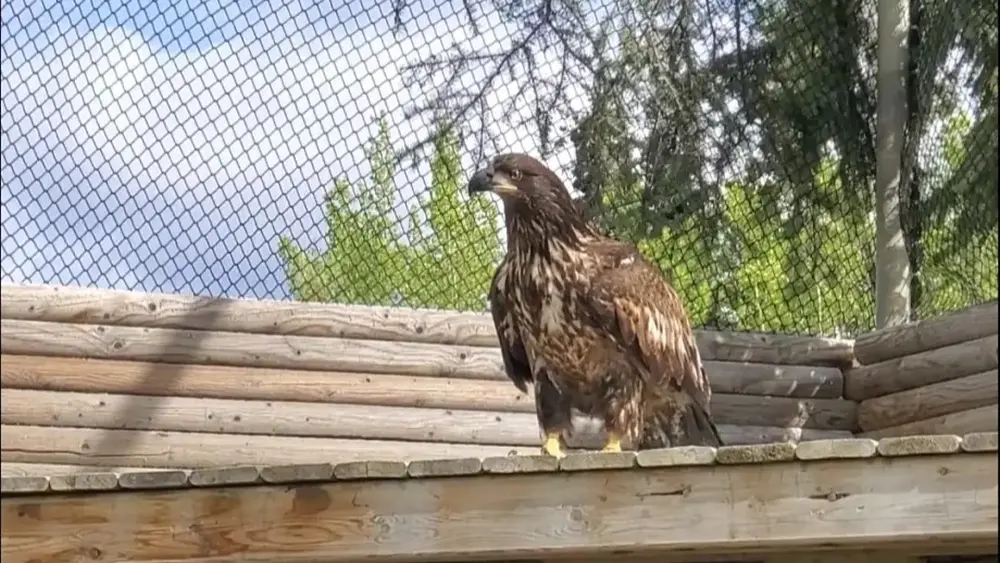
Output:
[0, 354, 535, 413]
[0, 424, 524, 469]
[857, 370, 999, 432]
[0, 284, 856, 365]
[0, 356, 843, 426]
[843, 334, 998, 400]
[0, 318, 507, 379]
[0, 388, 853, 452]
[1, 453, 994, 562]
[1, 463, 171, 477]
[859, 405, 999, 439]
[854, 301, 998, 365]
[0, 356, 857, 429]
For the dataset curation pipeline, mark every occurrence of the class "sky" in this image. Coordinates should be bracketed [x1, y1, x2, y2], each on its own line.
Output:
[1, 0, 582, 300]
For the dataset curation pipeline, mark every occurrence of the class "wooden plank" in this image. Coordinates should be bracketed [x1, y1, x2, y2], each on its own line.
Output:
[0, 318, 506, 380]
[843, 334, 998, 400]
[0, 389, 853, 453]
[860, 405, 999, 439]
[0, 356, 843, 426]
[1, 463, 172, 477]
[857, 370, 999, 432]
[0, 375, 855, 437]
[0, 388, 544, 447]
[0, 284, 857, 366]
[0, 354, 535, 412]
[0, 424, 525, 469]
[854, 300, 998, 365]
[0, 320, 853, 383]
[1, 454, 994, 562]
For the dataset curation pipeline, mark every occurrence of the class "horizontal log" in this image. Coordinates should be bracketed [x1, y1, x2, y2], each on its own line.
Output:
[1, 463, 170, 477]
[0, 424, 849, 470]
[1, 452, 994, 562]
[0, 356, 856, 429]
[0, 389, 854, 452]
[0, 356, 843, 418]
[0, 424, 524, 468]
[0, 318, 849, 393]
[854, 301, 998, 365]
[843, 334, 998, 400]
[859, 405, 998, 439]
[0, 354, 535, 412]
[0, 318, 506, 380]
[0, 284, 856, 366]
[857, 370, 999, 432]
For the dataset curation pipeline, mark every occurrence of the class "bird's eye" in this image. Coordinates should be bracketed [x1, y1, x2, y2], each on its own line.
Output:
[510, 169, 522, 181]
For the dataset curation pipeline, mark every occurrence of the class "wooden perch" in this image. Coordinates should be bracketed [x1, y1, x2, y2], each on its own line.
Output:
[1, 450, 995, 562]
[854, 301, 998, 365]
[857, 369, 998, 432]
[844, 334, 998, 400]
[0, 284, 856, 366]
[859, 404, 998, 439]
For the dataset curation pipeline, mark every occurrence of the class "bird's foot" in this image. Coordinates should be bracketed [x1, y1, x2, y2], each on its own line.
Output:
[601, 433, 623, 453]
[541, 432, 567, 459]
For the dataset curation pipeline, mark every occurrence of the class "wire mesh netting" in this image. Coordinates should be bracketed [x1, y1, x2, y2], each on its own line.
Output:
[2, 0, 996, 337]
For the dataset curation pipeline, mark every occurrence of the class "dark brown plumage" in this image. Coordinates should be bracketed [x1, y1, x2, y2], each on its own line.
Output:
[469, 153, 723, 457]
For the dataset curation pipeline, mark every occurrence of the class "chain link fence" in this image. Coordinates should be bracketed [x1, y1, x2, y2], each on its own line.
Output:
[2, 0, 996, 337]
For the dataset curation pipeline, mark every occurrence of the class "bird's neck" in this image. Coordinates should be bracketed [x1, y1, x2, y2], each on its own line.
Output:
[507, 213, 597, 259]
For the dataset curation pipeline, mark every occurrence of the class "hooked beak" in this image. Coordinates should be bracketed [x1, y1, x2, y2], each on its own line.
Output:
[467, 165, 518, 197]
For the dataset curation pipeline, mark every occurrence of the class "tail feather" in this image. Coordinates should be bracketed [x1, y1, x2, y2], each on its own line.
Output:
[638, 401, 724, 450]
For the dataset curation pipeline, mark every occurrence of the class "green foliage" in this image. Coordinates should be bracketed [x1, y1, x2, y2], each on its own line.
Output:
[281, 0, 996, 335]
[277, 117, 502, 310]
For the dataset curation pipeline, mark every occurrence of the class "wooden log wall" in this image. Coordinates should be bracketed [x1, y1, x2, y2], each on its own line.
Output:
[845, 301, 999, 438]
[0, 284, 860, 474]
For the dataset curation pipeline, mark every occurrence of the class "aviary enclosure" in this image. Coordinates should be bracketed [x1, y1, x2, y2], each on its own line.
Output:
[0, 0, 996, 560]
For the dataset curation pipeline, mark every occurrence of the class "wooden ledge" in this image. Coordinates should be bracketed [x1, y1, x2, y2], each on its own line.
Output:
[1, 433, 995, 495]
[1, 446, 995, 563]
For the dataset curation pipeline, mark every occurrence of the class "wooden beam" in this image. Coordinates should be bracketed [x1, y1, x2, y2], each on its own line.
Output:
[1, 463, 171, 477]
[0, 284, 856, 366]
[0, 424, 524, 469]
[844, 334, 998, 401]
[0, 358, 857, 429]
[854, 301, 998, 365]
[859, 405, 998, 439]
[857, 370, 999, 432]
[1, 452, 995, 562]
[764, 556, 925, 563]
[0, 423, 852, 470]
[0, 353, 844, 405]
[0, 318, 506, 380]
[0, 388, 854, 454]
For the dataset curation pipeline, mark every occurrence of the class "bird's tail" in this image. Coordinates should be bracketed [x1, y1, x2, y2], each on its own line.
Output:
[637, 400, 724, 450]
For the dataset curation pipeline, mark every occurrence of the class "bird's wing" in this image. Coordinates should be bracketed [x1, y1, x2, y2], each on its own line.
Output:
[488, 256, 534, 393]
[580, 240, 712, 412]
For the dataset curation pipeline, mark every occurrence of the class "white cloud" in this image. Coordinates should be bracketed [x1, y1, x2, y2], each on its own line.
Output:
[2, 0, 581, 300]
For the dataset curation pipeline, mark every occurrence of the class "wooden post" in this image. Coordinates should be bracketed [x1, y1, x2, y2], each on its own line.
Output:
[874, 0, 912, 328]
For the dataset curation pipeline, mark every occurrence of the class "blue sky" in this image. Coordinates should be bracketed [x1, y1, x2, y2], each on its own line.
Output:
[1, 0, 578, 300]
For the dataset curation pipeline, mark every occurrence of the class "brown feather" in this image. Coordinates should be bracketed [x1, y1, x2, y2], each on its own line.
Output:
[475, 152, 722, 451]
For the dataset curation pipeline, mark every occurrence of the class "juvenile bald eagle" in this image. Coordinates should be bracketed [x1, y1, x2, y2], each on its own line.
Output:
[469, 153, 723, 458]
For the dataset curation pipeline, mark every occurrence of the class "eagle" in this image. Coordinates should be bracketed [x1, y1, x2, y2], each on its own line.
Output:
[468, 153, 723, 458]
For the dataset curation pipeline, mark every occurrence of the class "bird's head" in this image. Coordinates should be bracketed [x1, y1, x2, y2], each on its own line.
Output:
[467, 153, 577, 214]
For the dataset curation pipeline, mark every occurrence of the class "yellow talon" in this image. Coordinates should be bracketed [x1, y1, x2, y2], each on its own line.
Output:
[602, 432, 623, 453]
[541, 432, 566, 459]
